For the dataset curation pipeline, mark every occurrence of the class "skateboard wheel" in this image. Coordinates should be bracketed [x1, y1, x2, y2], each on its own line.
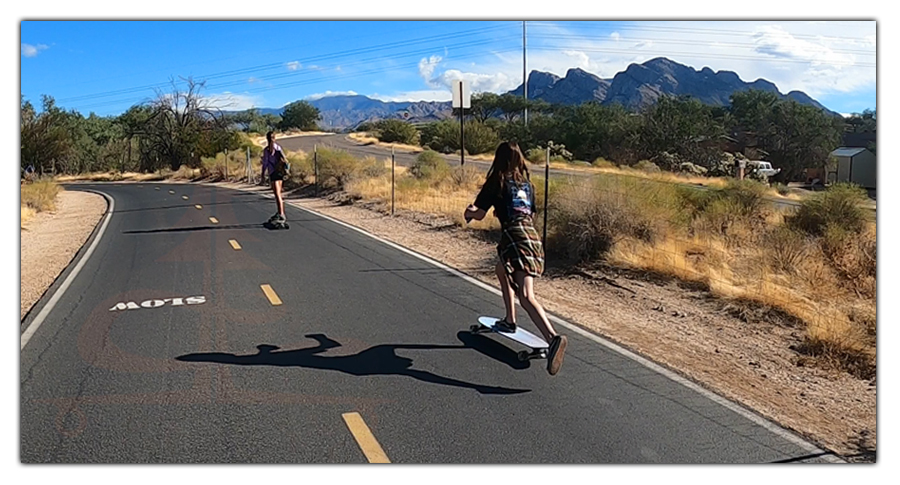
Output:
[517, 351, 529, 362]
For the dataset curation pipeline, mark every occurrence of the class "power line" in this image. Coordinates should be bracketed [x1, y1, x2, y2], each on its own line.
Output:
[529, 33, 877, 56]
[528, 45, 876, 68]
[56, 23, 516, 104]
[528, 21, 875, 43]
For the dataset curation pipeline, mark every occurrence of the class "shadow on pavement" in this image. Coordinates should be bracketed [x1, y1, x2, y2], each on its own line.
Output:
[176, 333, 530, 395]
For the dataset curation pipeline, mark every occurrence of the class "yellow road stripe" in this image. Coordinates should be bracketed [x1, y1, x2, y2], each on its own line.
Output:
[229, 239, 241, 250]
[209, 217, 219, 224]
[182, 195, 189, 200]
[342, 412, 390, 463]
[195, 204, 203, 210]
[260, 284, 282, 306]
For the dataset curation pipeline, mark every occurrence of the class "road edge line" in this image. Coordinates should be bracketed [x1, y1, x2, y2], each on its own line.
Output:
[21, 189, 115, 351]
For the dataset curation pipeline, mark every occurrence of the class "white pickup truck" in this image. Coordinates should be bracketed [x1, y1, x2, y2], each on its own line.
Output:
[746, 160, 781, 178]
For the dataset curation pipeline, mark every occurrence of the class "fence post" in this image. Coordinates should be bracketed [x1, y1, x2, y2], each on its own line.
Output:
[314, 144, 319, 197]
[224, 148, 228, 182]
[543, 146, 549, 248]
[246, 146, 250, 183]
[391, 145, 395, 216]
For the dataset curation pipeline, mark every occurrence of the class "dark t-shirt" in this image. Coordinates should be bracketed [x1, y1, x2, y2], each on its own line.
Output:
[474, 176, 535, 225]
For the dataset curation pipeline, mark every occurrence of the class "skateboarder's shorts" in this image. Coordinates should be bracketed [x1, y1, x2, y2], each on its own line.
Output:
[498, 218, 544, 278]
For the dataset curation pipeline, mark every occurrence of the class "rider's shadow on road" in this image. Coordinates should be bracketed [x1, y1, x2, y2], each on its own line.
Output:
[176, 334, 529, 395]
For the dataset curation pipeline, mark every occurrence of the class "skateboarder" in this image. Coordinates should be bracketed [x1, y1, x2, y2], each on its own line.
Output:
[464, 141, 568, 376]
[261, 131, 287, 224]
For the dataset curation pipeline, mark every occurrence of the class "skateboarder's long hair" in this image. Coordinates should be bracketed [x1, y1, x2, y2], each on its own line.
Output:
[484, 141, 530, 191]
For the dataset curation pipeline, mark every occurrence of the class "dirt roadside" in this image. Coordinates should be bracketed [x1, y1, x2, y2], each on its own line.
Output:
[211, 180, 874, 462]
[20, 189, 107, 320]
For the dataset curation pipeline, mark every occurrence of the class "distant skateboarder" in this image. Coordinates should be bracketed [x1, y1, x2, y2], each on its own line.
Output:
[261, 131, 288, 224]
[464, 141, 568, 375]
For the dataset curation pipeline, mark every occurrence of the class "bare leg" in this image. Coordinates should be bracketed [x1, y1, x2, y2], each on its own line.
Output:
[495, 262, 516, 323]
[273, 180, 285, 216]
[512, 271, 557, 343]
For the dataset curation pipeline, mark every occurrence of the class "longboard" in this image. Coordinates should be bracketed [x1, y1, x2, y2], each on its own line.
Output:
[470, 316, 548, 362]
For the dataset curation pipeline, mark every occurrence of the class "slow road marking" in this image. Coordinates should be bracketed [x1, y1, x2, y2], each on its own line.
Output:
[229, 239, 241, 250]
[342, 412, 390, 463]
[209, 217, 219, 224]
[260, 284, 282, 306]
[195, 204, 203, 210]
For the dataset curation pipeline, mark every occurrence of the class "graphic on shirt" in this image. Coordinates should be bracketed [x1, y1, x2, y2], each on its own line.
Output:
[504, 179, 534, 220]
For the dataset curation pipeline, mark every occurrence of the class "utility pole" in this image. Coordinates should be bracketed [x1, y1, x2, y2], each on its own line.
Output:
[523, 20, 528, 126]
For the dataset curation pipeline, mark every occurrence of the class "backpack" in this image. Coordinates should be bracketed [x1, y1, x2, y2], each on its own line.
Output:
[502, 176, 535, 221]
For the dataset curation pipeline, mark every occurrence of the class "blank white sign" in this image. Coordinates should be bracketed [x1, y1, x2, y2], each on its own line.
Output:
[451, 79, 471, 108]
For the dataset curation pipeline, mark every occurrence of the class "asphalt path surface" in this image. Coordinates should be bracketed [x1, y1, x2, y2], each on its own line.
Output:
[20, 182, 836, 463]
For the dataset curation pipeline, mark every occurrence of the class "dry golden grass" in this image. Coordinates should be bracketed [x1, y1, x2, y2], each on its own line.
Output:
[347, 132, 424, 153]
[21, 179, 61, 212]
[21, 206, 36, 228]
[55, 171, 168, 182]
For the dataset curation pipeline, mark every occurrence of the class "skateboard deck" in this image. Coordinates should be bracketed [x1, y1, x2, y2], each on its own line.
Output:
[471, 316, 548, 361]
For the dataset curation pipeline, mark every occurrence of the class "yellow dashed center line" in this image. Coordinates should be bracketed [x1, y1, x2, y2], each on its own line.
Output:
[182, 195, 189, 200]
[229, 239, 241, 250]
[209, 217, 219, 224]
[195, 204, 203, 210]
[155, 187, 160, 190]
[342, 412, 390, 463]
[260, 284, 282, 306]
[169, 189, 175, 194]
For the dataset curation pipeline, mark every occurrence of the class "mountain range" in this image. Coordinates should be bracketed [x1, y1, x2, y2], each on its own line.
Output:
[241, 57, 838, 130]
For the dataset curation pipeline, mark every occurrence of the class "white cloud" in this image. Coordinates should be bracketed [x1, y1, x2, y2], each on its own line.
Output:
[21, 43, 48, 58]
[610, 32, 621, 42]
[286, 61, 301, 71]
[248, 77, 261, 84]
[304, 90, 359, 101]
[563, 50, 591, 69]
[203, 92, 263, 111]
[418, 55, 442, 86]
[369, 90, 452, 102]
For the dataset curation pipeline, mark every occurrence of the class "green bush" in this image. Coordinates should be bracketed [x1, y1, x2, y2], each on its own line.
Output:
[526, 148, 546, 164]
[312, 147, 360, 188]
[765, 225, 811, 274]
[359, 156, 388, 178]
[375, 119, 419, 145]
[786, 183, 870, 236]
[417, 120, 499, 155]
[410, 150, 450, 181]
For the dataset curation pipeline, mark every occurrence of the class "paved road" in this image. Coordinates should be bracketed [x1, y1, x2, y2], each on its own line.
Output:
[21, 182, 836, 463]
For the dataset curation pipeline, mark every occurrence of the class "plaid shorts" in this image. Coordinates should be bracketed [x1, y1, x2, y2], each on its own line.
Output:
[498, 218, 544, 277]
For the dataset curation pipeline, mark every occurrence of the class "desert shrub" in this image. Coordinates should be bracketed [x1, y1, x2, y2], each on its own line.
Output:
[375, 119, 419, 145]
[786, 183, 870, 236]
[765, 225, 812, 274]
[21, 179, 60, 212]
[410, 150, 450, 182]
[548, 177, 679, 261]
[634, 160, 661, 173]
[772, 182, 790, 196]
[449, 165, 482, 188]
[679, 180, 769, 240]
[526, 148, 545, 164]
[359, 156, 388, 179]
[592, 157, 616, 169]
[418, 119, 499, 155]
[312, 147, 360, 188]
[678, 162, 708, 175]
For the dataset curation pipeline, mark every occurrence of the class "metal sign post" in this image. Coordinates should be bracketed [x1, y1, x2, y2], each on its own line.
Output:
[451, 79, 471, 166]
[543, 147, 550, 248]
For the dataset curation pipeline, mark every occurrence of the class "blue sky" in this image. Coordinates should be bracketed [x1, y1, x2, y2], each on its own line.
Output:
[21, 20, 876, 117]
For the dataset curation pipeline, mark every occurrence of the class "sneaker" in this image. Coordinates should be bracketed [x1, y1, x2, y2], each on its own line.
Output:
[547, 335, 568, 376]
[494, 319, 517, 333]
[268, 213, 280, 222]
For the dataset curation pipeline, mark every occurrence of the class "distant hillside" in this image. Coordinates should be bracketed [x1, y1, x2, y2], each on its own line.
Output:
[509, 57, 839, 116]
[231, 57, 839, 129]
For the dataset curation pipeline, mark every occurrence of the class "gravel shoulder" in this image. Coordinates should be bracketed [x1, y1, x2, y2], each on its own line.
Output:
[20, 189, 107, 320]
